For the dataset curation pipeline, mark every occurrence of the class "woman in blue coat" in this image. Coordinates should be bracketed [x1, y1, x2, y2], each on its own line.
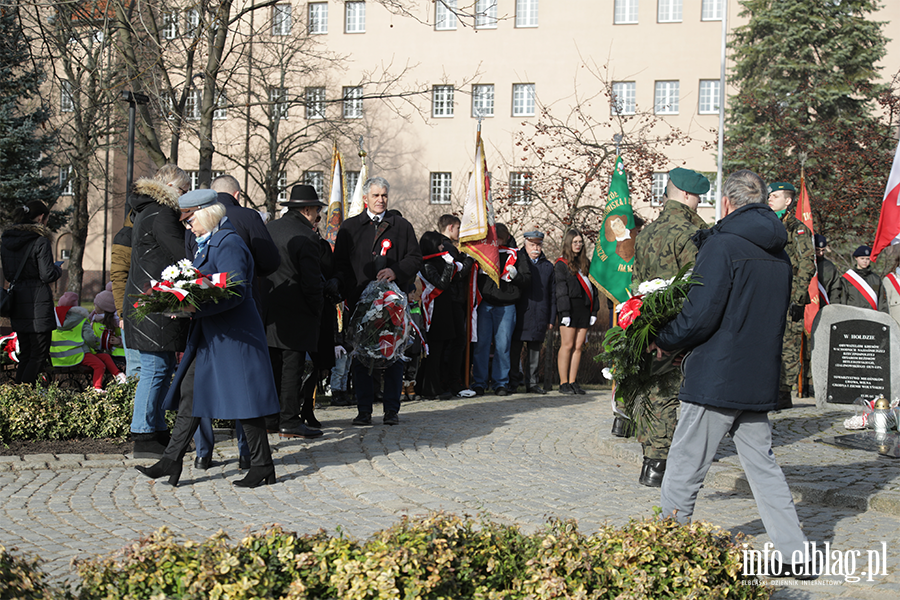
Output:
[137, 191, 280, 488]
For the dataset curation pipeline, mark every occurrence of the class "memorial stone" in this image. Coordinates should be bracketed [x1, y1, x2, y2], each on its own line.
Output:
[811, 304, 900, 408]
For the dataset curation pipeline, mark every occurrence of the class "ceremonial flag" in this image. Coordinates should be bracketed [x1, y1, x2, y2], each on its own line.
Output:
[589, 156, 635, 304]
[323, 144, 345, 247]
[872, 137, 900, 262]
[795, 176, 819, 335]
[460, 132, 500, 285]
[347, 147, 368, 218]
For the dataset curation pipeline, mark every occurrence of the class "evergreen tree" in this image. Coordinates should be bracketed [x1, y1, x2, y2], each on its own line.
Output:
[0, 6, 58, 225]
[725, 0, 897, 242]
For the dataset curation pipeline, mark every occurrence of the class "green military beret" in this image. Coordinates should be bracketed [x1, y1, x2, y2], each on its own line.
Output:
[668, 168, 710, 196]
[768, 182, 796, 194]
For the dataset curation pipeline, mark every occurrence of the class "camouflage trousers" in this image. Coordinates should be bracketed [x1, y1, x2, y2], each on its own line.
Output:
[635, 390, 679, 460]
[779, 319, 805, 393]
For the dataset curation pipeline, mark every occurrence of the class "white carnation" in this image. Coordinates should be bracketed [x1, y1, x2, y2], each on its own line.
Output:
[602, 367, 614, 380]
[637, 278, 669, 295]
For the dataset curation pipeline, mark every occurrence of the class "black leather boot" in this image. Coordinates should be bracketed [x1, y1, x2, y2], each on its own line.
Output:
[639, 457, 666, 488]
[135, 458, 183, 486]
[611, 416, 634, 438]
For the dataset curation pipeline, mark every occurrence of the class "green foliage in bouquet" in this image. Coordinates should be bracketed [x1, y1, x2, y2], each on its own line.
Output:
[130, 260, 242, 322]
[71, 513, 770, 600]
[598, 264, 699, 424]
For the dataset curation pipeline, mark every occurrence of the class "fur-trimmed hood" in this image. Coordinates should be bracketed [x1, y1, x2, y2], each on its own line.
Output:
[1, 223, 53, 251]
[131, 177, 181, 211]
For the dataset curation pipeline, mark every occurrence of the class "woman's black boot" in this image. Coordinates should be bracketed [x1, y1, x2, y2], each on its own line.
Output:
[233, 464, 276, 488]
[135, 458, 182, 486]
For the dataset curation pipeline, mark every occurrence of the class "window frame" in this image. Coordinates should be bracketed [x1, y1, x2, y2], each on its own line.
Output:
[60, 165, 74, 196]
[305, 87, 326, 120]
[435, 0, 458, 30]
[475, 0, 498, 29]
[512, 83, 536, 117]
[653, 80, 680, 115]
[60, 80, 75, 113]
[472, 84, 495, 118]
[614, 0, 639, 25]
[342, 86, 363, 119]
[515, 0, 538, 28]
[272, 4, 292, 36]
[308, 2, 328, 34]
[213, 92, 227, 120]
[510, 171, 534, 205]
[304, 170, 325, 198]
[345, 1, 366, 34]
[270, 86, 289, 120]
[698, 79, 721, 115]
[185, 8, 200, 38]
[432, 85, 455, 118]
[161, 11, 179, 39]
[651, 172, 668, 207]
[430, 172, 453, 204]
[611, 81, 636, 116]
[701, 0, 724, 21]
[657, 0, 682, 24]
[277, 171, 288, 202]
[185, 88, 202, 121]
[346, 170, 361, 193]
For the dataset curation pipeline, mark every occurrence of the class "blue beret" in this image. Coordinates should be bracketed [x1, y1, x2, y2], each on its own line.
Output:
[178, 189, 218, 211]
[814, 233, 827, 249]
[768, 182, 796, 194]
[853, 245, 872, 257]
[668, 168, 710, 195]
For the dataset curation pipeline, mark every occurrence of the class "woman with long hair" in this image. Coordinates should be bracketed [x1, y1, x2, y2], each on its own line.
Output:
[554, 229, 599, 395]
[0, 201, 62, 384]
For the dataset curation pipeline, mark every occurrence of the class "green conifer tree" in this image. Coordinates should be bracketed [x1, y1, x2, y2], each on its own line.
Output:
[0, 6, 58, 225]
[725, 0, 897, 241]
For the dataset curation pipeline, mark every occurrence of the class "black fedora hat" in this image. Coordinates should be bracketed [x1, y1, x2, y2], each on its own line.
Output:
[281, 184, 326, 207]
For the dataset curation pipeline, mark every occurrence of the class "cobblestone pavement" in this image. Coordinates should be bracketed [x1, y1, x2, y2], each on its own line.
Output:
[1, 392, 898, 599]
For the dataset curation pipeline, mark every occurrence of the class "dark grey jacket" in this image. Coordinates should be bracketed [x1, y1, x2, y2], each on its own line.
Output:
[1, 224, 62, 333]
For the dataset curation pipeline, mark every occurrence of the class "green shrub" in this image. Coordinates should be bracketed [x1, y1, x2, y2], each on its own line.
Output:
[73, 513, 771, 600]
[0, 544, 62, 600]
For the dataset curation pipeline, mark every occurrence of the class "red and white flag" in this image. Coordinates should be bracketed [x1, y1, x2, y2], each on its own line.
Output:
[460, 133, 500, 285]
[871, 137, 900, 262]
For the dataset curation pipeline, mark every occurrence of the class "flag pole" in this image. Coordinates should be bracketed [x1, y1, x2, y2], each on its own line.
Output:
[465, 114, 484, 389]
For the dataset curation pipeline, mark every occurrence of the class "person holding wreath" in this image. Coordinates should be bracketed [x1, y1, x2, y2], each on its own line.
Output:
[554, 228, 599, 395]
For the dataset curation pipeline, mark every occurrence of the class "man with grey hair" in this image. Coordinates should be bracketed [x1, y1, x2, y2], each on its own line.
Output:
[333, 176, 423, 426]
[648, 169, 817, 579]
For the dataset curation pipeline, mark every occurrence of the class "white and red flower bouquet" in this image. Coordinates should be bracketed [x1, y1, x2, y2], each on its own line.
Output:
[130, 259, 241, 321]
[599, 264, 699, 422]
[348, 280, 413, 370]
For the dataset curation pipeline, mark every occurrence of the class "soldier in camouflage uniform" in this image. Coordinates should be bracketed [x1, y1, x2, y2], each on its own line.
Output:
[767, 183, 816, 409]
[630, 167, 709, 487]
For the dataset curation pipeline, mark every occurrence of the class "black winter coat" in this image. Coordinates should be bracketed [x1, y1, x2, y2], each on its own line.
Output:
[655, 203, 792, 412]
[261, 210, 323, 352]
[514, 252, 556, 342]
[123, 178, 189, 352]
[554, 259, 600, 318]
[1, 224, 62, 333]
[478, 245, 531, 306]
[419, 231, 457, 341]
[315, 235, 337, 369]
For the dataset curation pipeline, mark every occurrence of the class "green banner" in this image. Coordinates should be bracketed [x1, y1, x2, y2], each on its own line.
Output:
[589, 156, 636, 304]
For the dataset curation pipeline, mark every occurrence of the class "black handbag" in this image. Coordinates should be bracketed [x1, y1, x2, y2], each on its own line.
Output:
[1, 239, 39, 318]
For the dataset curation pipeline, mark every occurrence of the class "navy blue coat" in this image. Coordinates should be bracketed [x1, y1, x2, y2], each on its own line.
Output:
[514, 251, 556, 342]
[655, 203, 792, 412]
[162, 221, 280, 419]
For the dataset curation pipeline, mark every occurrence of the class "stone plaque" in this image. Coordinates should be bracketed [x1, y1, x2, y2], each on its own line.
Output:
[826, 320, 890, 404]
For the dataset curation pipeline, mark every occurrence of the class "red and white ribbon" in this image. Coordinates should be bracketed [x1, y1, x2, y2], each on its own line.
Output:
[380, 239, 392, 256]
[842, 270, 878, 310]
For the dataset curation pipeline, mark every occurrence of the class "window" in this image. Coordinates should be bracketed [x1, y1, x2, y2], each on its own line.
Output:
[700, 175, 717, 205]
[475, 0, 497, 29]
[512, 83, 535, 116]
[345, 2, 365, 33]
[698, 80, 721, 114]
[213, 92, 227, 120]
[432, 85, 454, 118]
[273, 4, 292, 35]
[701, 0, 724, 21]
[308, 2, 328, 34]
[472, 84, 494, 118]
[651, 173, 667, 206]
[270, 87, 289, 119]
[60, 165, 73, 196]
[277, 172, 288, 202]
[657, 0, 682, 23]
[304, 170, 325, 198]
[516, 0, 538, 27]
[188, 171, 201, 191]
[60, 80, 74, 112]
[162, 11, 179, 39]
[614, 0, 638, 24]
[654, 81, 679, 114]
[611, 81, 635, 115]
[306, 87, 325, 119]
[435, 0, 458, 30]
[185, 88, 201, 120]
[430, 172, 452, 204]
[60, 249, 71, 260]
[346, 170, 360, 193]
[343, 86, 363, 118]
[510, 172, 533, 205]
[185, 8, 200, 38]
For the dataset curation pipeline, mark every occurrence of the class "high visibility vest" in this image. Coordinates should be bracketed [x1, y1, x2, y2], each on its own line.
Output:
[92, 321, 126, 357]
[50, 318, 89, 367]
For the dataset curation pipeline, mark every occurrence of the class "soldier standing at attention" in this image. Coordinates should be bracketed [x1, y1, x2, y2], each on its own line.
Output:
[629, 167, 710, 487]
[767, 183, 816, 410]
[837, 245, 887, 312]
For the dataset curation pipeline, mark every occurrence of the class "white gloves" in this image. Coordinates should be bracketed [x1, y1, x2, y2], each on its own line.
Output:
[590, 316, 597, 326]
[442, 253, 454, 264]
[455, 261, 465, 273]
[560, 316, 571, 327]
[502, 265, 518, 282]
[334, 346, 347, 359]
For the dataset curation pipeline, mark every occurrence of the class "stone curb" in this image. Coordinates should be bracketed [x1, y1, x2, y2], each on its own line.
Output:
[594, 434, 900, 517]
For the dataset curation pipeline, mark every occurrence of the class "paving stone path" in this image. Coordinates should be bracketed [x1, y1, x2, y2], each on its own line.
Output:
[1, 392, 898, 599]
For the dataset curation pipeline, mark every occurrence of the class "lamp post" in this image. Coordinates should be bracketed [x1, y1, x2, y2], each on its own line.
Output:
[120, 91, 150, 199]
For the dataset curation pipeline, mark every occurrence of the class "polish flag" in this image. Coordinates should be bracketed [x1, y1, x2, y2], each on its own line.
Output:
[871, 137, 900, 262]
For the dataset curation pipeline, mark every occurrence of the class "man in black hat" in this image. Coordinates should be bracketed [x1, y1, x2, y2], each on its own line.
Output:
[837, 245, 887, 311]
[333, 176, 423, 426]
[261, 185, 328, 439]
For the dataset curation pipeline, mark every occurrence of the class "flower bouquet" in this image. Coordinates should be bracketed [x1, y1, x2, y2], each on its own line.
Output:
[130, 259, 241, 321]
[348, 279, 413, 370]
[599, 264, 699, 424]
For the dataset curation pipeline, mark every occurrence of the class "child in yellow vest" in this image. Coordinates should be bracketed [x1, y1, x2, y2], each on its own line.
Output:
[87, 289, 126, 369]
[51, 292, 125, 392]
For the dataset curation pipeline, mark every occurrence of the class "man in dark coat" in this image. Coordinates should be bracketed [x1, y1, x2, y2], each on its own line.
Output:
[438, 214, 474, 395]
[333, 176, 423, 426]
[262, 184, 326, 438]
[650, 170, 816, 580]
[510, 230, 555, 394]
